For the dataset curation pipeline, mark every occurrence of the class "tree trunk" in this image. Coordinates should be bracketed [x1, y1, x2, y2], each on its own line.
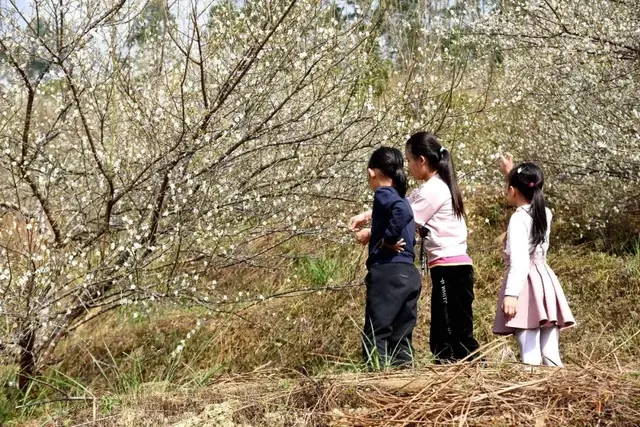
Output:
[17, 326, 36, 392]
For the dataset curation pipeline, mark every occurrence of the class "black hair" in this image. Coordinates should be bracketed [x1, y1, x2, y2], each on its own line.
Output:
[368, 147, 407, 198]
[405, 131, 465, 218]
[508, 162, 548, 247]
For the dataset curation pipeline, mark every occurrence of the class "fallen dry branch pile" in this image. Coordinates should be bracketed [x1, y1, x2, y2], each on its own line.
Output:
[43, 361, 640, 427]
[318, 363, 640, 426]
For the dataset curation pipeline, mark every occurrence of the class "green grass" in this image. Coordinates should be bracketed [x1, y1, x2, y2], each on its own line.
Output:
[626, 239, 640, 277]
[295, 255, 341, 287]
[0, 368, 19, 425]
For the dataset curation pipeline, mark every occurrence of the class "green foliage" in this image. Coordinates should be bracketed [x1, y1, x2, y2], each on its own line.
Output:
[0, 16, 52, 81]
[25, 17, 51, 79]
[127, 0, 175, 46]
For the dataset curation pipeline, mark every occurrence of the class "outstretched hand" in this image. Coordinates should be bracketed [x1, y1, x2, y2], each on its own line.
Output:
[348, 213, 368, 231]
[497, 153, 514, 176]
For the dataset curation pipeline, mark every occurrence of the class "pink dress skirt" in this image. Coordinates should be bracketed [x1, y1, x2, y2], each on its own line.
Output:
[493, 256, 576, 335]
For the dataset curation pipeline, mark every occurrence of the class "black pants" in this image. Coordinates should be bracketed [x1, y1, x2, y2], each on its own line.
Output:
[429, 265, 479, 363]
[363, 263, 422, 367]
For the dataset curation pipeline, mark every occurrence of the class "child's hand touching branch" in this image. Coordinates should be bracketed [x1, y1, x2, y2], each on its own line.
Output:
[348, 211, 371, 231]
[497, 153, 514, 176]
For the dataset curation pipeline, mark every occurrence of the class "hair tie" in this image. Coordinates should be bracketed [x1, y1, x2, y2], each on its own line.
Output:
[529, 182, 535, 188]
[517, 167, 523, 174]
[439, 147, 446, 153]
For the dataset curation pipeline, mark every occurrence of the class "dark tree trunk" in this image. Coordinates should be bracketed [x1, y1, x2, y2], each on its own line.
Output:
[17, 326, 36, 392]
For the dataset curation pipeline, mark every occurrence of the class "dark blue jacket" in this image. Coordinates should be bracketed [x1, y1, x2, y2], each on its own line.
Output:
[367, 186, 416, 269]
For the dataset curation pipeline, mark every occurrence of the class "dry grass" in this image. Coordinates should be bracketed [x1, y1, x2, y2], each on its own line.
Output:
[15, 357, 640, 426]
[52, 224, 640, 389]
[326, 364, 640, 426]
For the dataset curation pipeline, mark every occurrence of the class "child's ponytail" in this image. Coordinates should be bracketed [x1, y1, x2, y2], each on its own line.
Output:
[530, 187, 547, 247]
[436, 148, 464, 218]
[392, 166, 408, 198]
[368, 147, 407, 198]
[508, 162, 548, 247]
[405, 132, 465, 218]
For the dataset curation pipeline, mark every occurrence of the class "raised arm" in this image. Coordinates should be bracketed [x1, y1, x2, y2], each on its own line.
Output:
[498, 153, 514, 177]
[348, 209, 372, 231]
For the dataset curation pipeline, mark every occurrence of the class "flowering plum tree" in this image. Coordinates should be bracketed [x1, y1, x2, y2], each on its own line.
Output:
[467, 0, 640, 233]
[0, 0, 475, 389]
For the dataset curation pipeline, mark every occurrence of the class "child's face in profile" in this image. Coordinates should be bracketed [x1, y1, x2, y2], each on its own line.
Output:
[405, 149, 427, 180]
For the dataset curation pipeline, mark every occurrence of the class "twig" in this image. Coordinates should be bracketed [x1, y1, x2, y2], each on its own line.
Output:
[16, 396, 93, 409]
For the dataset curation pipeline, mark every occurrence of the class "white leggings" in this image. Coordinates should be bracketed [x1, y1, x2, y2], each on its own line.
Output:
[515, 327, 563, 367]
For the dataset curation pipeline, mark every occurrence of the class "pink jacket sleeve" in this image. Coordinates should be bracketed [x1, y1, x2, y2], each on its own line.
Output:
[407, 186, 446, 227]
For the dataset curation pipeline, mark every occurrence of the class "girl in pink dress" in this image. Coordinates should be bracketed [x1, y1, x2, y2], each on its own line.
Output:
[494, 157, 575, 366]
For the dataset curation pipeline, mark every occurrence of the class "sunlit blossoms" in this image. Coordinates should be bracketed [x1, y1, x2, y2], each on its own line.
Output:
[465, 0, 640, 234]
[0, 0, 479, 385]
